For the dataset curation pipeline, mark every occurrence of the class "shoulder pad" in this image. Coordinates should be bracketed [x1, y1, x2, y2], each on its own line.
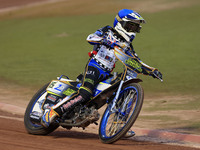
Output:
[95, 25, 112, 36]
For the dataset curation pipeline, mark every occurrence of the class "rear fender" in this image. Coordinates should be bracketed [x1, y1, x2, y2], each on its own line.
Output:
[88, 79, 142, 109]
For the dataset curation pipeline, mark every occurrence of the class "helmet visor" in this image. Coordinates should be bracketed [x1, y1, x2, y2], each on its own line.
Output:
[120, 21, 141, 33]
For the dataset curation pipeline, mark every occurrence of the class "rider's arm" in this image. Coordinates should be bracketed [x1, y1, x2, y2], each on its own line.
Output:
[86, 26, 112, 45]
[127, 46, 157, 75]
[86, 33, 103, 45]
[139, 59, 157, 75]
[132, 51, 162, 79]
[87, 26, 112, 57]
[134, 54, 162, 79]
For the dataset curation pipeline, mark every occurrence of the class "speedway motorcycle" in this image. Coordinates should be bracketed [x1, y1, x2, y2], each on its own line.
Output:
[24, 45, 163, 144]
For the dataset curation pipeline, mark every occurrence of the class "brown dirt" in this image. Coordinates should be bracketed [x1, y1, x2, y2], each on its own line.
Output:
[0, 0, 48, 9]
[0, 0, 200, 19]
[0, 78, 200, 149]
[1, 113, 200, 150]
[1, 78, 199, 135]
[134, 95, 200, 134]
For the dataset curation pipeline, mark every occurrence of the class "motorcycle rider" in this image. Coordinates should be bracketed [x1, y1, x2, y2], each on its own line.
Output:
[41, 9, 162, 137]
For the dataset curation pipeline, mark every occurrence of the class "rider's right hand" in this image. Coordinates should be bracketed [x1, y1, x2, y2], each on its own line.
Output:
[101, 38, 112, 47]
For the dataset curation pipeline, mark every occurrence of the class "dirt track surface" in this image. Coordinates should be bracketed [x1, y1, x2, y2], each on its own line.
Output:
[0, 112, 199, 150]
[0, 0, 48, 9]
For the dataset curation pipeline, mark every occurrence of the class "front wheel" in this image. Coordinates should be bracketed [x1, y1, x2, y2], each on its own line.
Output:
[99, 83, 144, 144]
[24, 83, 59, 135]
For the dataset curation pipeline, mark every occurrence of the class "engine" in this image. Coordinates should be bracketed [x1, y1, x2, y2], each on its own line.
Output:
[59, 105, 100, 129]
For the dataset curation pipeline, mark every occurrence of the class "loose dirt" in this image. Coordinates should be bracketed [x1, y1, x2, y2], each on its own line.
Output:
[1, 112, 200, 150]
[0, 0, 200, 17]
[0, 78, 200, 149]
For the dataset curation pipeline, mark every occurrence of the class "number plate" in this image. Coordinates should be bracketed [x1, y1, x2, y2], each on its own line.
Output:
[47, 80, 70, 97]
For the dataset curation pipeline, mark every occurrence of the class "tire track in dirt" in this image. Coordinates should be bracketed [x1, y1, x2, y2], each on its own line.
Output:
[1, 116, 199, 150]
[0, 102, 200, 149]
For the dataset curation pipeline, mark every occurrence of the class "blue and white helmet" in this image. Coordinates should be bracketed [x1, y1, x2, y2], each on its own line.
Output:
[114, 9, 146, 42]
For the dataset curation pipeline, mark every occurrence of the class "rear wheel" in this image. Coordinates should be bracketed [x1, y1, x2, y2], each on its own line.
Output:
[24, 83, 59, 135]
[99, 83, 144, 144]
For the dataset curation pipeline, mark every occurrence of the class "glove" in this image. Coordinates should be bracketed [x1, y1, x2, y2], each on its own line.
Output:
[152, 69, 163, 79]
[101, 39, 119, 49]
[101, 39, 112, 47]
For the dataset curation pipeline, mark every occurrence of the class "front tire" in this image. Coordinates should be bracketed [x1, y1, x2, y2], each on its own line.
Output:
[24, 83, 59, 135]
[99, 83, 144, 144]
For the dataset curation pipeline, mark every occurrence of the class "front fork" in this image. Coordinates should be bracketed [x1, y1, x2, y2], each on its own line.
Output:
[109, 80, 124, 113]
[109, 67, 138, 114]
[109, 67, 129, 113]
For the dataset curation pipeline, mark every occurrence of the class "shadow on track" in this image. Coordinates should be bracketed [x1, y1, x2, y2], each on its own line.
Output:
[49, 130, 99, 140]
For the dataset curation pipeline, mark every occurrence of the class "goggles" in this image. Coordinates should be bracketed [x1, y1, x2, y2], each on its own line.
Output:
[120, 21, 141, 33]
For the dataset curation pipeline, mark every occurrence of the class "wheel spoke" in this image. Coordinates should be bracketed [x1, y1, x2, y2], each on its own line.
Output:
[100, 84, 143, 143]
[104, 87, 138, 138]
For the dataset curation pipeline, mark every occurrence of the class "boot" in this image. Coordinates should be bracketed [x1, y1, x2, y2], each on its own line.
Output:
[41, 108, 58, 128]
[124, 130, 135, 138]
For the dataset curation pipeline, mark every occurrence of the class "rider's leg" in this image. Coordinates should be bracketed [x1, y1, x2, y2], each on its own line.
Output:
[41, 66, 101, 127]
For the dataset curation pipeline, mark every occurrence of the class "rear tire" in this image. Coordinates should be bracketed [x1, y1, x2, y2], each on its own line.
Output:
[99, 83, 144, 144]
[24, 83, 59, 135]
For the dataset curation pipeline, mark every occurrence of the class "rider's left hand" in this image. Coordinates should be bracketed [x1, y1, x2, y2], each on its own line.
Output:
[152, 69, 163, 80]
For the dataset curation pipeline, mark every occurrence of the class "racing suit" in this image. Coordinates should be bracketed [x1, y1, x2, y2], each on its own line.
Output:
[50, 25, 156, 117]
